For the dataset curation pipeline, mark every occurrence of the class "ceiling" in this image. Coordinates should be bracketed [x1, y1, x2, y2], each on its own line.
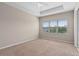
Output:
[4, 2, 79, 17]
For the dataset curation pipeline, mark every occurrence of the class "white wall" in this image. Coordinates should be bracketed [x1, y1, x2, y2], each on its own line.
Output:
[0, 3, 39, 49]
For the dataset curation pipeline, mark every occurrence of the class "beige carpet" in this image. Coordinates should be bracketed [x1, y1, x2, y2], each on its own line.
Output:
[0, 39, 79, 56]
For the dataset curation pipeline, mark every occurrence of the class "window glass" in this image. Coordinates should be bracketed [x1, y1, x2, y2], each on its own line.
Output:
[58, 20, 67, 27]
[58, 20, 67, 33]
[42, 21, 49, 27]
[50, 20, 57, 33]
[50, 20, 57, 27]
[42, 19, 67, 33]
[42, 21, 49, 32]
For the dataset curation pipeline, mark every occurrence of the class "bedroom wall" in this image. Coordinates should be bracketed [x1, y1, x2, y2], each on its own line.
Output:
[0, 3, 39, 49]
[39, 11, 74, 44]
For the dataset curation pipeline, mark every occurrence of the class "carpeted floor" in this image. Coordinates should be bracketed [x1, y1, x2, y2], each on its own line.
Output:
[0, 39, 79, 56]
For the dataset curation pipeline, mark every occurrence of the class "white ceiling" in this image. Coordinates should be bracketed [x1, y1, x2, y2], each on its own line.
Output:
[4, 2, 79, 17]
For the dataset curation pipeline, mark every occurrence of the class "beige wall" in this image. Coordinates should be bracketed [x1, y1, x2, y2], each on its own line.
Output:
[39, 11, 74, 44]
[0, 3, 39, 49]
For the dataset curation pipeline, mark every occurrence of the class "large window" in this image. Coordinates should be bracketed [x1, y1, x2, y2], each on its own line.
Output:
[42, 19, 67, 33]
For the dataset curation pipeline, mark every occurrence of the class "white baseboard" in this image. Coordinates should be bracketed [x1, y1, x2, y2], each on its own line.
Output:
[0, 38, 36, 50]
